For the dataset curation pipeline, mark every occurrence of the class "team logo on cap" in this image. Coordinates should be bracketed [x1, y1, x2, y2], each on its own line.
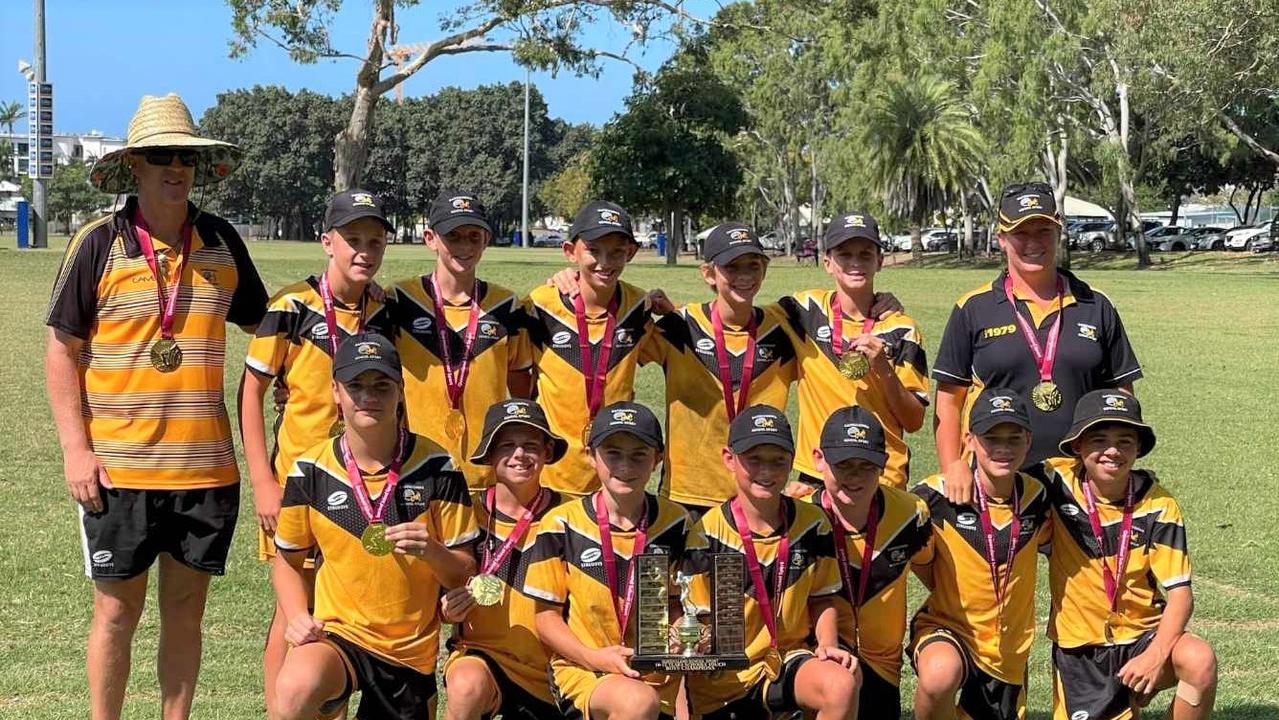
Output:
[598, 208, 623, 226]
[990, 396, 1014, 412]
[611, 408, 637, 424]
[728, 228, 752, 243]
[451, 196, 474, 211]
[504, 402, 530, 417]
[1017, 194, 1042, 210]
[753, 415, 777, 429]
[843, 214, 866, 228]
[845, 424, 868, 442]
[351, 192, 376, 207]
[1103, 394, 1128, 411]
[356, 342, 380, 356]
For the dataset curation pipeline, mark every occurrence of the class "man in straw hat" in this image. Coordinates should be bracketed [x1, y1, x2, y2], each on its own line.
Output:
[44, 93, 267, 720]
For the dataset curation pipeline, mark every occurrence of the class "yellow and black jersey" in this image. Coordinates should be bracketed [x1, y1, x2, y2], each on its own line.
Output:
[391, 275, 531, 488]
[805, 486, 933, 686]
[1035, 459, 1191, 649]
[521, 493, 688, 650]
[44, 198, 268, 490]
[641, 302, 797, 507]
[275, 433, 479, 673]
[525, 282, 655, 496]
[448, 489, 563, 704]
[245, 276, 394, 484]
[932, 269, 1143, 467]
[778, 290, 928, 488]
[682, 498, 841, 713]
[911, 472, 1051, 685]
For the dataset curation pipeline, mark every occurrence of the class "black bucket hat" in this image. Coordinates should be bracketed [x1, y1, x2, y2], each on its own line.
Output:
[469, 399, 568, 465]
[1058, 390, 1157, 458]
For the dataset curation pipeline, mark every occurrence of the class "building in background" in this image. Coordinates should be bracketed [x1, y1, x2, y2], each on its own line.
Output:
[2, 130, 124, 177]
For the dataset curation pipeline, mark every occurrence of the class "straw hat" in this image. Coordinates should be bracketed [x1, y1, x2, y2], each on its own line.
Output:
[90, 93, 242, 193]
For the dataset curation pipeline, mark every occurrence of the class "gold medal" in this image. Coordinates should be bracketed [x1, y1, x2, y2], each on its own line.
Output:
[445, 409, 466, 442]
[149, 338, 183, 372]
[838, 352, 870, 380]
[329, 418, 345, 438]
[361, 523, 394, 556]
[1031, 381, 1062, 411]
[467, 573, 504, 606]
[1104, 611, 1123, 644]
[581, 422, 593, 449]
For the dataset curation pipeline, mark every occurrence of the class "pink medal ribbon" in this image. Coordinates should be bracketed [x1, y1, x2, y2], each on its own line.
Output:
[730, 497, 791, 649]
[480, 486, 548, 575]
[429, 274, 481, 411]
[830, 297, 876, 362]
[318, 271, 367, 356]
[595, 491, 649, 638]
[339, 430, 406, 528]
[973, 470, 1021, 628]
[822, 490, 881, 648]
[1002, 274, 1064, 386]
[710, 303, 757, 420]
[574, 292, 621, 421]
[1081, 477, 1135, 625]
[135, 211, 193, 343]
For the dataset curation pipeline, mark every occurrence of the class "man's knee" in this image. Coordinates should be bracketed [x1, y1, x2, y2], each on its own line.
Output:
[1175, 635, 1218, 691]
[598, 680, 660, 720]
[446, 660, 498, 707]
[812, 662, 859, 712]
[93, 581, 146, 632]
[915, 644, 965, 698]
[271, 666, 326, 720]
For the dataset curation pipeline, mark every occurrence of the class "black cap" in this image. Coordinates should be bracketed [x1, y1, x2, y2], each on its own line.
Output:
[822, 211, 882, 252]
[1058, 390, 1156, 458]
[569, 201, 635, 244]
[588, 401, 663, 450]
[997, 182, 1063, 232]
[702, 222, 767, 266]
[469, 399, 568, 465]
[324, 189, 394, 233]
[428, 189, 492, 237]
[968, 387, 1033, 435]
[333, 332, 402, 384]
[728, 405, 795, 455]
[819, 406, 888, 468]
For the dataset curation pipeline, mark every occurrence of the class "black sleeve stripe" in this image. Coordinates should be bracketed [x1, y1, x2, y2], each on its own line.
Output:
[1148, 519, 1188, 552]
[46, 219, 113, 339]
[522, 529, 567, 565]
[778, 296, 809, 341]
[212, 216, 269, 327]
[895, 337, 928, 376]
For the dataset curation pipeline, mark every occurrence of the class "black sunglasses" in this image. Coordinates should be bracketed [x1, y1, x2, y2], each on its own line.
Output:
[1002, 181, 1053, 198]
[140, 149, 199, 167]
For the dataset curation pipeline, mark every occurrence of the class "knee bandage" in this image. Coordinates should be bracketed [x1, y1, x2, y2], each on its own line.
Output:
[1175, 680, 1203, 707]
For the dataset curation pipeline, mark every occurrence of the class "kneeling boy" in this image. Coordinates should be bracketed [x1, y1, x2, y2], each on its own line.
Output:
[683, 405, 861, 720]
[1042, 390, 1216, 719]
[270, 334, 478, 720]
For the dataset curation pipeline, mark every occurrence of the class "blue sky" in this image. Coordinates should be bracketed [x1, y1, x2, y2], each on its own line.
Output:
[0, 0, 700, 137]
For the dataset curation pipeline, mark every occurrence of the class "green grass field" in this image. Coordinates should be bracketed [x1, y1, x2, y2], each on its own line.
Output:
[2, 237, 1277, 719]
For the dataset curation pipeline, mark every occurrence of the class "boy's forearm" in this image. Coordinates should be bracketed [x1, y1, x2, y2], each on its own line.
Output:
[237, 370, 276, 486]
[810, 598, 841, 647]
[422, 544, 477, 589]
[933, 387, 967, 467]
[271, 551, 312, 621]
[536, 609, 597, 667]
[1148, 585, 1193, 658]
[874, 366, 926, 432]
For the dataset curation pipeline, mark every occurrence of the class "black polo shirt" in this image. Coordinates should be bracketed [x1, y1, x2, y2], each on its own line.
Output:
[932, 269, 1142, 466]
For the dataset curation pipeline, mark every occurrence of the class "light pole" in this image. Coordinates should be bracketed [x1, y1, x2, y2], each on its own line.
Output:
[520, 68, 530, 248]
[28, 0, 48, 248]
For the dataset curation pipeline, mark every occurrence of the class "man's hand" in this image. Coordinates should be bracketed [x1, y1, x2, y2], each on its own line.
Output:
[587, 645, 640, 678]
[942, 457, 975, 505]
[252, 476, 283, 535]
[441, 586, 477, 622]
[65, 448, 112, 513]
[385, 522, 433, 556]
[870, 292, 903, 319]
[1117, 644, 1168, 698]
[284, 613, 327, 647]
[548, 269, 580, 296]
[816, 645, 859, 671]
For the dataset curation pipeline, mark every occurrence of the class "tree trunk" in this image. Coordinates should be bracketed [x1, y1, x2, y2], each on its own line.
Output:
[961, 200, 973, 259]
[910, 224, 923, 261]
[1118, 172, 1148, 267]
[809, 145, 822, 247]
[667, 207, 682, 266]
[333, 0, 393, 191]
[1169, 194, 1182, 226]
[1044, 127, 1071, 269]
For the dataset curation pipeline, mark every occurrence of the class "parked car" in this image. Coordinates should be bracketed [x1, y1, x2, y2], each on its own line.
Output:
[1224, 223, 1269, 251]
[1071, 221, 1115, 251]
[920, 228, 958, 252]
[1251, 219, 1277, 252]
[1157, 226, 1221, 252]
[638, 230, 658, 248]
[530, 231, 563, 248]
[1148, 225, 1191, 251]
[759, 231, 784, 252]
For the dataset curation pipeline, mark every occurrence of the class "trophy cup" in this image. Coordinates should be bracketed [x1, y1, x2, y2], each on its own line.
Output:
[631, 553, 749, 672]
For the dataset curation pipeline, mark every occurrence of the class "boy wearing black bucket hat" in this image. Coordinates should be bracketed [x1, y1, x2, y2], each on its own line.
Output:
[271, 333, 478, 720]
[522, 401, 688, 720]
[1039, 390, 1216, 720]
[439, 399, 567, 720]
[524, 202, 658, 498]
[910, 387, 1051, 720]
[682, 405, 860, 720]
[391, 189, 533, 489]
[806, 406, 934, 719]
[239, 188, 397, 707]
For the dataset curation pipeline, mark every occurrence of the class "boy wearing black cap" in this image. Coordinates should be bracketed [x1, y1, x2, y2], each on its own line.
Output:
[392, 189, 533, 489]
[439, 399, 567, 720]
[682, 405, 860, 720]
[1039, 390, 1216, 720]
[239, 188, 397, 707]
[271, 334, 479, 720]
[779, 211, 928, 491]
[806, 406, 934, 719]
[525, 201, 656, 497]
[910, 387, 1051, 720]
[523, 401, 689, 720]
[641, 222, 798, 514]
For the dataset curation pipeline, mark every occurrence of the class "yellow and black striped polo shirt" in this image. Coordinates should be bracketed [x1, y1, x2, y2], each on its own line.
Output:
[912, 471, 1051, 685]
[391, 275, 531, 488]
[45, 199, 267, 490]
[276, 433, 478, 673]
[525, 282, 655, 496]
[448, 488, 563, 704]
[1036, 459, 1192, 649]
[245, 275, 394, 484]
[778, 290, 929, 488]
[683, 498, 841, 713]
[641, 302, 797, 507]
[805, 486, 934, 686]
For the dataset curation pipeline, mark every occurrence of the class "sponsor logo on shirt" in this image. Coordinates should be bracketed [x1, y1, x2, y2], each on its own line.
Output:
[312, 323, 330, 340]
[695, 338, 715, 354]
[956, 512, 978, 529]
[1077, 323, 1098, 341]
[327, 491, 349, 510]
[552, 331, 572, 347]
[580, 547, 602, 566]
[412, 316, 433, 333]
[91, 550, 114, 566]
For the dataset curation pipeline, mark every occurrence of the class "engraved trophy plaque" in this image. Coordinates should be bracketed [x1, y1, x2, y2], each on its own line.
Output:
[631, 553, 749, 672]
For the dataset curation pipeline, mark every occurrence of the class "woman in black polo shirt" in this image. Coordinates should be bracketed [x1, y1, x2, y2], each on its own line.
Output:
[931, 182, 1142, 501]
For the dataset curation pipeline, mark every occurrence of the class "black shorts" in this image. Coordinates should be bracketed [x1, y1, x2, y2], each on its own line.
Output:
[448, 649, 562, 720]
[1052, 631, 1157, 720]
[79, 485, 240, 580]
[858, 661, 902, 720]
[701, 649, 813, 720]
[322, 634, 438, 720]
[912, 628, 1024, 720]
